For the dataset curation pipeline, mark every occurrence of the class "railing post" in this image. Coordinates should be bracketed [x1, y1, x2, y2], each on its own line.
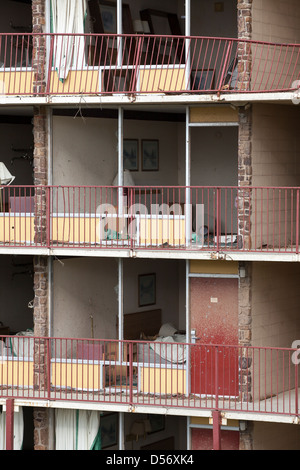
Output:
[47, 337, 51, 399]
[296, 189, 299, 254]
[217, 40, 232, 90]
[212, 348, 221, 450]
[215, 346, 219, 409]
[129, 342, 133, 405]
[46, 186, 50, 248]
[46, 34, 55, 96]
[5, 399, 14, 450]
[295, 358, 299, 418]
[216, 188, 220, 251]
[212, 410, 221, 450]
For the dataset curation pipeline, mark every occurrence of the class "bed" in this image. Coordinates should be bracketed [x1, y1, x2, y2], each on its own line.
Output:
[124, 309, 187, 395]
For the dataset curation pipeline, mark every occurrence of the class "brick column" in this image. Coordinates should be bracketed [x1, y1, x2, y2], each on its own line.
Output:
[239, 422, 254, 450]
[237, 0, 252, 91]
[32, 0, 50, 451]
[237, 4, 253, 449]
[32, 0, 46, 95]
[238, 106, 252, 250]
[33, 106, 48, 245]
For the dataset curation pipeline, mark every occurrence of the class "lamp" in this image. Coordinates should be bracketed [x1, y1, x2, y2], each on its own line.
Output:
[112, 169, 135, 188]
[0, 162, 15, 186]
[129, 418, 152, 443]
[0, 162, 15, 211]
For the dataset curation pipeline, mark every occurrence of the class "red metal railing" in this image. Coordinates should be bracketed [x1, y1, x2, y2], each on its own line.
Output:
[0, 185, 300, 254]
[0, 33, 300, 96]
[0, 335, 299, 418]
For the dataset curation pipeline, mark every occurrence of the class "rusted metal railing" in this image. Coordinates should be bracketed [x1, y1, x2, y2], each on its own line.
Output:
[0, 335, 299, 418]
[0, 33, 299, 96]
[0, 185, 299, 255]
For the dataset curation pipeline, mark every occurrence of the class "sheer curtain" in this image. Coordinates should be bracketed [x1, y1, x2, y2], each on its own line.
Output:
[55, 409, 101, 450]
[51, 0, 87, 81]
[0, 407, 24, 450]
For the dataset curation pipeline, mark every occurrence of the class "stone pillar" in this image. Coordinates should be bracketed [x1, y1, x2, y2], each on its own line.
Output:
[237, 4, 253, 447]
[239, 422, 254, 450]
[32, 0, 46, 95]
[33, 106, 48, 245]
[32, 0, 50, 451]
[238, 106, 252, 250]
[33, 409, 50, 451]
[237, 0, 252, 92]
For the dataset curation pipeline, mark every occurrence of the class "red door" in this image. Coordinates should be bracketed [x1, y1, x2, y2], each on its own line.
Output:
[190, 277, 239, 397]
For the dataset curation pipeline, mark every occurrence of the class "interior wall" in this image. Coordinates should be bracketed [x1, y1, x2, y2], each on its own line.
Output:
[253, 0, 300, 43]
[190, 0, 237, 38]
[0, 1, 32, 33]
[0, 255, 34, 334]
[190, 126, 238, 186]
[52, 115, 183, 188]
[53, 257, 118, 340]
[123, 259, 185, 331]
[52, 257, 185, 339]
[0, 122, 33, 186]
[124, 414, 186, 451]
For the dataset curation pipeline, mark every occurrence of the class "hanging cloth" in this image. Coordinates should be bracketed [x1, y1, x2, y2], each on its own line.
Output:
[50, 0, 87, 81]
[0, 407, 24, 450]
[55, 409, 101, 450]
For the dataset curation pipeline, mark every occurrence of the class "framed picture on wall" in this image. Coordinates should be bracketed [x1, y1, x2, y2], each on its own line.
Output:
[123, 139, 139, 171]
[147, 414, 165, 434]
[138, 273, 156, 307]
[142, 139, 159, 171]
[98, 1, 117, 33]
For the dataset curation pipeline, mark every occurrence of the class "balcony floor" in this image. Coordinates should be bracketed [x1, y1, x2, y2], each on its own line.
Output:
[1, 386, 299, 425]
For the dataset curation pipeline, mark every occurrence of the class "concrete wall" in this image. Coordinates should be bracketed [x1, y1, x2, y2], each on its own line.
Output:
[251, 104, 300, 249]
[253, 0, 300, 43]
[253, 421, 300, 450]
[252, 104, 300, 188]
[252, 262, 300, 348]
[251, 262, 300, 401]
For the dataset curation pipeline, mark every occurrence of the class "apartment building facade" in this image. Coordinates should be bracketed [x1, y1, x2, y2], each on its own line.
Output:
[0, 0, 300, 450]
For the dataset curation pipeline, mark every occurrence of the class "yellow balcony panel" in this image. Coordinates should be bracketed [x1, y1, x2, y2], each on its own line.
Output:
[138, 66, 185, 93]
[139, 366, 186, 395]
[51, 360, 103, 391]
[49, 69, 99, 95]
[139, 215, 185, 246]
[0, 70, 33, 95]
[0, 215, 35, 244]
[0, 358, 34, 388]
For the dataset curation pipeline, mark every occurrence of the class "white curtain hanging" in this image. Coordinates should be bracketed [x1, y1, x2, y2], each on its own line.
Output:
[51, 0, 87, 81]
[55, 409, 101, 450]
[0, 407, 24, 450]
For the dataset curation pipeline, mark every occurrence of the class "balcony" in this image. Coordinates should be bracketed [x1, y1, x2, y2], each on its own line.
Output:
[0, 185, 299, 259]
[0, 334, 299, 421]
[0, 33, 299, 99]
